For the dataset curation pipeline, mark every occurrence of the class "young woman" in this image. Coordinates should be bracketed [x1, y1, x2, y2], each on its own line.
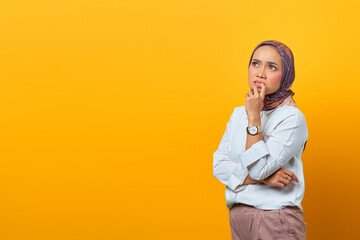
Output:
[213, 40, 308, 240]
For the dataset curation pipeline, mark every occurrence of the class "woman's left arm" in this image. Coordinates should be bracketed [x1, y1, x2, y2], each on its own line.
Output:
[244, 84, 308, 181]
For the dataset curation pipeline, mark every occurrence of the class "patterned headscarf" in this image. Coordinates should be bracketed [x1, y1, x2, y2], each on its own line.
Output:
[248, 40, 295, 111]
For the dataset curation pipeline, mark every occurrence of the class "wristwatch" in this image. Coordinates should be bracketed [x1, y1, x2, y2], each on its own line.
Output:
[246, 124, 263, 135]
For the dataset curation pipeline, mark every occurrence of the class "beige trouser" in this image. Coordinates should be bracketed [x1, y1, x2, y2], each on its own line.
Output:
[229, 203, 306, 240]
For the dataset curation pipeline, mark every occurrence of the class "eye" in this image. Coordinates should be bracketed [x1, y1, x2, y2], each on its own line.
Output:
[269, 65, 276, 70]
[252, 62, 259, 67]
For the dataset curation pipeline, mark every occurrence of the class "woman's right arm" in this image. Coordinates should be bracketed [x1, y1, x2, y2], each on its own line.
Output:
[213, 108, 252, 192]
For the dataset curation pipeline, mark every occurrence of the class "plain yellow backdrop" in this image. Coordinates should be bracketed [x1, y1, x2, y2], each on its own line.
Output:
[0, 0, 359, 239]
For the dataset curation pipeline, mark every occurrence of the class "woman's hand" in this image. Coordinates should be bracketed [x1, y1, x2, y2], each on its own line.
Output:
[245, 84, 265, 120]
[259, 168, 299, 189]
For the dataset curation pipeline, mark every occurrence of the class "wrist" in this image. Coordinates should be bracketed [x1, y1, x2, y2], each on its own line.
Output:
[248, 117, 261, 125]
[257, 179, 265, 184]
[248, 113, 260, 122]
[251, 178, 262, 184]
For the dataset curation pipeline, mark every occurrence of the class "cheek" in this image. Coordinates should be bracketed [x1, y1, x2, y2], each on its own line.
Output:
[268, 72, 282, 87]
[248, 67, 256, 76]
[248, 68, 256, 81]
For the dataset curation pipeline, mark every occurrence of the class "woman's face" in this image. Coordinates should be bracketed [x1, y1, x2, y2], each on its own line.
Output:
[248, 45, 283, 95]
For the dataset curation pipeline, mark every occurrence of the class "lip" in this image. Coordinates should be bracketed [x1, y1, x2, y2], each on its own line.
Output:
[253, 80, 264, 87]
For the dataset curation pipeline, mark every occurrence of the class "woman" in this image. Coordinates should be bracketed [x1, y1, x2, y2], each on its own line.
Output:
[213, 40, 308, 240]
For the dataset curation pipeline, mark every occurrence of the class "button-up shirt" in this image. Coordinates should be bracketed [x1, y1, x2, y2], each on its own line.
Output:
[213, 105, 308, 210]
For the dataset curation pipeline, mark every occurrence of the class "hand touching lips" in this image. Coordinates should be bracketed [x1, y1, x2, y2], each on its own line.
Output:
[253, 81, 264, 89]
[245, 83, 266, 118]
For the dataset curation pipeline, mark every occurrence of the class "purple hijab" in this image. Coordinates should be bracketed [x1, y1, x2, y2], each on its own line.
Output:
[248, 40, 295, 111]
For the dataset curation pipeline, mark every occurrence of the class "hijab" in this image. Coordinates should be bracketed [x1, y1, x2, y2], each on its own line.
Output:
[248, 40, 306, 152]
[248, 40, 297, 111]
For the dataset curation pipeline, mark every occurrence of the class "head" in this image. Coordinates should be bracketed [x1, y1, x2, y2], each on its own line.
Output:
[247, 40, 296, 110]
[248, 45, 283, 95]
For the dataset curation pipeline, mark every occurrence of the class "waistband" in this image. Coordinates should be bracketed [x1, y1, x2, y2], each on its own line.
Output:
[231, 203, 302, 214]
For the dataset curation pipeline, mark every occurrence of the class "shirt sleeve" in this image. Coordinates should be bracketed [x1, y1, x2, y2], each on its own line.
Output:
[213, 108, 249, 193]
[242, 111, 308, 180]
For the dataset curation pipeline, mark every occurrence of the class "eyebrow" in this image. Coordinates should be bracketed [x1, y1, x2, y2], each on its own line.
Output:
[252, 59, 279, 66]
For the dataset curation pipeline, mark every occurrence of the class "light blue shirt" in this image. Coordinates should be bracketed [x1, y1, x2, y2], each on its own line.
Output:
[213, 105, 308, 210]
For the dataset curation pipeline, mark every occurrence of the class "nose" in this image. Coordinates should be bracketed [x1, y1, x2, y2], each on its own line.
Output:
[257, 66, 266, 79]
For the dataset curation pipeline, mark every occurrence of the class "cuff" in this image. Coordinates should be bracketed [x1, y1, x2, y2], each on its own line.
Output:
[242, 140, 269, 167]
[227, 163, 248, 192]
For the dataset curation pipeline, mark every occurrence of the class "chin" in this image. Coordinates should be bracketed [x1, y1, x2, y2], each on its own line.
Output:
[266, 90, 277, 95]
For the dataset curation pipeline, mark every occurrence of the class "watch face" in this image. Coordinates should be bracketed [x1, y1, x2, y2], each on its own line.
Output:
[249, 125, 258, 135]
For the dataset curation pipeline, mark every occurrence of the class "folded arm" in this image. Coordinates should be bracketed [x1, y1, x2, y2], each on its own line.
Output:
[213, 105, 307, 193]
[244, 112, 308, 180]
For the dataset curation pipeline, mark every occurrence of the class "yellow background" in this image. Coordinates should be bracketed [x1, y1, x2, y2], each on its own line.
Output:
[0, 0, 359, 239]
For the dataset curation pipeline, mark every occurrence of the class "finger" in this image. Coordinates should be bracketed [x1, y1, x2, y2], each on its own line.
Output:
[283, 169, 299, 183]
[279, 178, 290, 186]
[282, 168, 294, 176]
[292, 174, 299, 183]
[281, 173, 290, 180]
[253, 85, 259, 97]
[259, 83, 266, 98]
[277, 182, 286, 189]
[287, 172, 299, 182]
